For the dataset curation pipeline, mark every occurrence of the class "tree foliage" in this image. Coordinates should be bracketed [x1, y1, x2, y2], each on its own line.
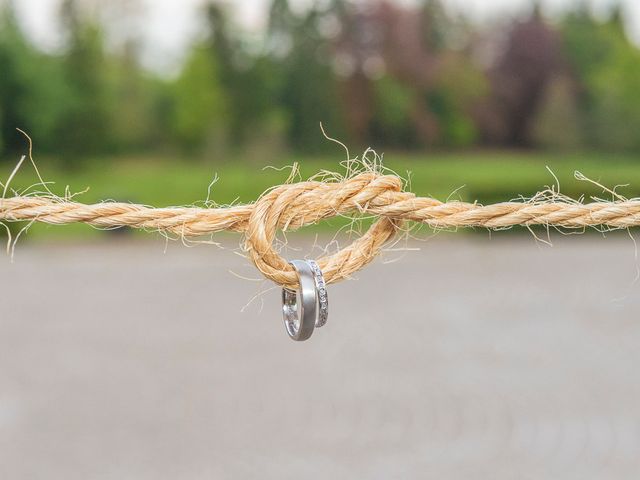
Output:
[1, 0, 640, 163]
[172, 44, 226, 151]
[0, 2, 67, 153]
[561, 5, 640, 151]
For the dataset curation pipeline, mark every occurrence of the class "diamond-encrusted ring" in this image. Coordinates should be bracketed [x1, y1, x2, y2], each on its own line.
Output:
[307, 260, 328, 328]
[282, 260, 317, 341]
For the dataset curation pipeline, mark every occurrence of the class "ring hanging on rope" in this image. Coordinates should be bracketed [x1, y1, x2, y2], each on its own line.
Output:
[282, 260, 318, 341]
[243, 177, 403, 290]
[307, 260, 328, 327]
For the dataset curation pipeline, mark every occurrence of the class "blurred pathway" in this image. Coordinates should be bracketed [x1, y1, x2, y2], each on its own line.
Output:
[0, 236, 639, 479]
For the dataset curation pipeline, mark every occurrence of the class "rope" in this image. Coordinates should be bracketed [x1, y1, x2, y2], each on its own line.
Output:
[2, 171, 639, 289]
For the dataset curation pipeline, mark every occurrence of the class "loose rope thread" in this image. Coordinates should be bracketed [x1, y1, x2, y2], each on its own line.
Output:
[2, 171, 640, 289]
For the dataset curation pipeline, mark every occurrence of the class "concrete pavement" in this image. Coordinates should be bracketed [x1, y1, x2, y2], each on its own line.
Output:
[0, 235, 639, 479]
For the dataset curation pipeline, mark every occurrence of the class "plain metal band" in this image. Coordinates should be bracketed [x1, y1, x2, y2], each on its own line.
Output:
[281, 260, 317, 341]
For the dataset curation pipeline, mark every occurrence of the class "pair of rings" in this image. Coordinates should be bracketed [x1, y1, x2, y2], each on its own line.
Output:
[282, 260, 328, 341]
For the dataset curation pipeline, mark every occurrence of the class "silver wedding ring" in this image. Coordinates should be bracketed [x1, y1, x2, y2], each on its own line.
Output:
[282, 259, 329, 341]
[307, 260, 328, 327]
[282, 260, 317, 341]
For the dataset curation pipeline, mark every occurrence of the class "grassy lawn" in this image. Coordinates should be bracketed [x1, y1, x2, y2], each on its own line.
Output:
[2, 149, 640, 239]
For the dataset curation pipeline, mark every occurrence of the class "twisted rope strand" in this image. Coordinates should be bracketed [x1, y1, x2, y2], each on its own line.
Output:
[2, 171, 639, 288]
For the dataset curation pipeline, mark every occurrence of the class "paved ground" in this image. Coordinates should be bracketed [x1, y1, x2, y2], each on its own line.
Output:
[1, 235, 639, 479]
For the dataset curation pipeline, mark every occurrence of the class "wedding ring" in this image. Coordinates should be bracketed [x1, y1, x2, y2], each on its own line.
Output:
[307, 260, 328, 327]
[282, 260, 317, 341]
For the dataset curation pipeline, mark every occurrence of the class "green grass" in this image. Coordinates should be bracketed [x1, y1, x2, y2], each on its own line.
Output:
[2, 150, 640, 239]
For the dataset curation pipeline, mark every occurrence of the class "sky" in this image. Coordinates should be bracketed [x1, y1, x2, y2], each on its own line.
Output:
[12, 0, 640, 73]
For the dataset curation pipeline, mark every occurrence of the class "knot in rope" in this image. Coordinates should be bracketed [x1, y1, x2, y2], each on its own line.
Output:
[243, 172, 409, 289]
[8, 166, 640, 289]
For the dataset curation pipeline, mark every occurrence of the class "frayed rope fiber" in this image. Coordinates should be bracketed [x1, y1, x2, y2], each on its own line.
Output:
[2, 171, 640, 289]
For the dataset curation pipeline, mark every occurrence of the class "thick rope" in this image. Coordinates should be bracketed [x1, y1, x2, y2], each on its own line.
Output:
[2, 171, 639, 288]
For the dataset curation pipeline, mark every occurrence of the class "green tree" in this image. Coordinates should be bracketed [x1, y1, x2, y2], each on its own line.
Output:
[171, 44, 226, 151]
[108, 40, 157, 151]
[417, 1, 485, 147]
[204, 2, 281, 148]
[55, 0, 112, 161]
[269, 4, 345, 152]
[0, 2, 67, 155]
[370, 76, 416, 147]
[0, 2, 31, 153]
[561, 4, 640, 151]
[531, 75, 582, 150]
[427, 55, 487, 147]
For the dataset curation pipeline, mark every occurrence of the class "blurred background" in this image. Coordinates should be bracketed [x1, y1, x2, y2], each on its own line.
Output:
[2, 0, 640, 236]
[2, 1, 640, 478]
